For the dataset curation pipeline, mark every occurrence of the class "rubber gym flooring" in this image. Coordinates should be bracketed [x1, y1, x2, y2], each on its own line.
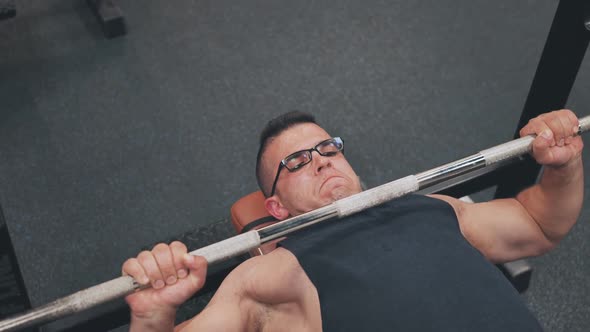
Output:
[0, 0, 589, 331]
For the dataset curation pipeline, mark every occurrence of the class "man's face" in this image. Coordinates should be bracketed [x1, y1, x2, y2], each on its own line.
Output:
[263, 123, 362, 217]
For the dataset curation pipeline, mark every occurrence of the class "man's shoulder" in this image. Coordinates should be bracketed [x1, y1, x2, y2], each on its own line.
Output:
[220, 247, 303, 289]
[235, 247, 311, 297]
[239, 247, 303, 278]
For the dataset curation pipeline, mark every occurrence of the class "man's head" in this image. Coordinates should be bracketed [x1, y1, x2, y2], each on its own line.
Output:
[256, 111, 362, 220]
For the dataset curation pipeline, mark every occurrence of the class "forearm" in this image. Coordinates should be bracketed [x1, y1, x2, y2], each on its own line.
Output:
[130, 307, 177, 332]
[517, 156, 584, 244]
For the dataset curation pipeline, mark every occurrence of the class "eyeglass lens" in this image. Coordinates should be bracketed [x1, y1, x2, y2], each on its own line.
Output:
[283, 138, 342, 171]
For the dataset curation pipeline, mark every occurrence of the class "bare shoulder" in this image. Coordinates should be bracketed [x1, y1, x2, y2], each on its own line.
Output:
[178, 248, 311, 331]
[427, 193, 551, 263]
[198, 247, 310, 305]
[222, 247, 302, 281]
[239, 247, 312, 303]
[240, 247, 321, 330]
[427, 194, 478, 245]
[427, 194, 467, 219]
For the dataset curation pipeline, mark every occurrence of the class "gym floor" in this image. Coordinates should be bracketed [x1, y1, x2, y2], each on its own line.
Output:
[0, 0, 589, 331]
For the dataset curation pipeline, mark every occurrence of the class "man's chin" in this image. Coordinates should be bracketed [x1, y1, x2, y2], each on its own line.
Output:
[293, 189, 356, 216]
[326, 186, 356, 202]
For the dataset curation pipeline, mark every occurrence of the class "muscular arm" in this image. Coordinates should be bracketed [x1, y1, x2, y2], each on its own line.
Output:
[431, 110, 584, 263]
[433, 157, 583, 263]
[174, 295, 249, 332]
[516, 156, 583, 244]
[172, 264, 257, 332]
[176, 247, 319, 331]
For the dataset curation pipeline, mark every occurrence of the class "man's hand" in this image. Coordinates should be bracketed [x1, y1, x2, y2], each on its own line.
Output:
[519, 109, 584, 168]
[122, 241, 207, 329]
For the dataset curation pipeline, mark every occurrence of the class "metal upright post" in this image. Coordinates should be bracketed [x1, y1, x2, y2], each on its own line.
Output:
[496, 0, 590, 199]
[0, 206, 37, 332]
[494, 0, 590, 293]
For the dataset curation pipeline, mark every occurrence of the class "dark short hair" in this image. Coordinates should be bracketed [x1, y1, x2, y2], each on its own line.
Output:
[256, 111, 318, 197]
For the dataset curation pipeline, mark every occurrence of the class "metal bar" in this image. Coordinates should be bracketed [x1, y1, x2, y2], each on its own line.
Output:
[416, 155, 486, 189]
[420, 158, 522, 196]
[1, 116, 589, 332]
[258, 206, 338, 241]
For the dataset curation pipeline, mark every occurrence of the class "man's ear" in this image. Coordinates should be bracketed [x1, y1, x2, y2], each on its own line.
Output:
[265, 196, 290, 220]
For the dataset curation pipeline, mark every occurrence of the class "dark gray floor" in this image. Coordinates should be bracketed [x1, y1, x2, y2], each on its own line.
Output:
[0, 0, 589, 330]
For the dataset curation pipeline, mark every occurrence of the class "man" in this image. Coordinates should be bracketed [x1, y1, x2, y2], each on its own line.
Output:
[122, 109, 584, 331]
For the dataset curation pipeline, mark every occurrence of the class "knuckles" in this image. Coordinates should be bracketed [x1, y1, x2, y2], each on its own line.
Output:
[124, 242, 191, 276]
[123, 258, 136, 267]
[137, 250, 153, 264]
[524, 109, 584, 166]
[122, 258, 137, 274]
[524, 109, 579, 137]
[170, 241, 187, 252]
[153, 243, 169, 253]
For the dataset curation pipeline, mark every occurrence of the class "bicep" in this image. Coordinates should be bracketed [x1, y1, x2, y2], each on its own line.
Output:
[174, 261, 261, 331]
[429, 194, 554, 263]
[242, 247, 311, 305]
[177, 250, 307, 331]
[177, 300, 248, 332]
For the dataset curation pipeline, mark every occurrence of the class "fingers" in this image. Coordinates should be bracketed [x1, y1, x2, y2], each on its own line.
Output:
[549, 114, 567, 146]
[152, 243, 178, 287]
[531, 134, 554, 165]
[170, 241, 189, 279]
[138, 250, 166, 289]
[520, 117, 553, 145]
[520, 109, 582, 167]
[520, 110, 579, 144]
[183, 254, 208, 290]
[122, 257, 150, 285]
[122, 241, 193, 290]
[183, 253, 208, 272]
[562, 109, 580, 144]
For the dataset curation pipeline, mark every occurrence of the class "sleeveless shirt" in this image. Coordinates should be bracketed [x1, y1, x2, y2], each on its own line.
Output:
[279, 195, 542, 331]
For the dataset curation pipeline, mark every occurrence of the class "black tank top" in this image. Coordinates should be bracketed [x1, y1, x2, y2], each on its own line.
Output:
[279, 195, 542, 331]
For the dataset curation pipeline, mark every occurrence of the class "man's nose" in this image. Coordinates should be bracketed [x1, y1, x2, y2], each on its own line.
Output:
[313, 152, 332, 174]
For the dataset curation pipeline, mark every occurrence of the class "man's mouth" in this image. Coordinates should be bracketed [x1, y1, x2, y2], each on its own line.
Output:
[320, 176, 342, 191]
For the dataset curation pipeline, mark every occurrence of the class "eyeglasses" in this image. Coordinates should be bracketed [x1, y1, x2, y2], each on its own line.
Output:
[269, 137, 344, 197]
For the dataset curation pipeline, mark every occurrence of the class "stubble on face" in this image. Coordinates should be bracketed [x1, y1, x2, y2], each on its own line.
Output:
[264, 124, 362, 216]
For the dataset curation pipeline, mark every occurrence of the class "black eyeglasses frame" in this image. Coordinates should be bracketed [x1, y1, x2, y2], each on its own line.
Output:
[268, 137, 344, 197]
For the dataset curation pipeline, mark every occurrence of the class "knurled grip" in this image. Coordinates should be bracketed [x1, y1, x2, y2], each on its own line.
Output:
[480, 136, 535, 166]
[334, 175, 419, 217]
[189, 231, 261, 264]
[480, 115, 590, 166]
